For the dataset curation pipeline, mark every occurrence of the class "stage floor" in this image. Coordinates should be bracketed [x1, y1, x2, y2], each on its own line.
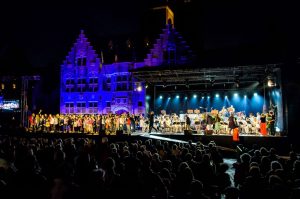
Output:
[0, 128, 290, 154]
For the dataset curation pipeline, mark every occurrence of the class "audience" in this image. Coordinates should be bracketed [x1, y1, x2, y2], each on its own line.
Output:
[0, 135, 299, 199]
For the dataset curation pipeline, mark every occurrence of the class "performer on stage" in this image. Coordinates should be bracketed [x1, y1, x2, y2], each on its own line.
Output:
[214, 114, 221, 134]
[267, 111, 275, 136]
[227, 105, 235, 115]
[220, 106, 228, 117]
[228, 112, 236, 135]
[148, 111, 158, 133]
[185, 114, 191, 130]
[206, 113, 214, 132]
[260, 113, 267, 136]
[232, 117, 240, 142]
[194, 115, 201, 133]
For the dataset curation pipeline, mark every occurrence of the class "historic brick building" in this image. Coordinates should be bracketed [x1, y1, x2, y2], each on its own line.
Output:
[60, 6, 193, 115]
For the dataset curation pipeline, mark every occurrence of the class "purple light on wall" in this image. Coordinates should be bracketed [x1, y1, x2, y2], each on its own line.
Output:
[60, 26, 193, 115]
[60, 30, 146, 115]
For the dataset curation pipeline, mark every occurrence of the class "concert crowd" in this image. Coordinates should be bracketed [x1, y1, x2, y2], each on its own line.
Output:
[0, 135, 299, 198]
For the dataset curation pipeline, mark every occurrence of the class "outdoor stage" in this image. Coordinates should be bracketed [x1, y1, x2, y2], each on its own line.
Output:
[0, 128, 290, 155]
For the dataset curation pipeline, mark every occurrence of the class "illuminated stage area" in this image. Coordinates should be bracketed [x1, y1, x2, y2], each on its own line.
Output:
[151, 89, 283, 134]
[135, 64, 286, 136]
[1, 130, 289, 154]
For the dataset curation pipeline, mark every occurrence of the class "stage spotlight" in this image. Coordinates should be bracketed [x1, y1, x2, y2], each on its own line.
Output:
[207, 96, 210, 98]
[254, 93, 258, 96]
[168, 97, 171, 100]
[244, 95, 247, 98]
[202, 96, 204, 99]
[234, 93, 238, 97]
[193, 94, 197, 98]
[137, 85, 142, 92]
[215, 94, 219, 97]
[225, 95, 228, 98]
[159, 95, 163, 99]
[176, 95, 180, 98]
[145, 83, 148, 89]
[185, 96, 188, 100]
[267, 78, 276, 87]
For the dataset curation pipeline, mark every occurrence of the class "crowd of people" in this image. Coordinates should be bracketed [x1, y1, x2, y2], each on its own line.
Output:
[26, 106, 277, 137]
[0, 134, 299, 198]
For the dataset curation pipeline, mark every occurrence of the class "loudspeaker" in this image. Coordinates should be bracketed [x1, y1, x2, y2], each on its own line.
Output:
[116, 130, 124, 136]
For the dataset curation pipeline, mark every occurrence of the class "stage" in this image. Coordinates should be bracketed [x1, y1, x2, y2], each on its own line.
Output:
[0, 128, 290, 155]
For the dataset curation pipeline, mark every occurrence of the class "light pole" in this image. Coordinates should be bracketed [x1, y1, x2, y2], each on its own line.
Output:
[20, 75, 40, 128]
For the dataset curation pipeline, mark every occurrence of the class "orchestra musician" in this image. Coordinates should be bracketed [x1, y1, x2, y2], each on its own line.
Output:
[227, 105, 235, 115]
[228, 112, 236, 135]
[164, 116, 172, 133]
[194, 115, 201, 133]
[214, 114, 221, 134]
[172, 114, 181, 133]
[206, 113, 214, 131]
[220, 106, 228, 117]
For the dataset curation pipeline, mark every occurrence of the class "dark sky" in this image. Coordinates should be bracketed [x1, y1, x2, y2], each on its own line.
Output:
[0, 0, 298, 70]
[0, 1, 149, 69]
[1, 0, 300, 133]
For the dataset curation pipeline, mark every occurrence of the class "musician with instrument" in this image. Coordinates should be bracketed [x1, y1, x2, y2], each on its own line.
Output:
[227, 105, 235, 115]
[206, 113, 214, 132]
[194, 115, 201, 133]
[214, 114, 221, 134]
[220, 106, 228, 117]
[228, 112, 237, 135]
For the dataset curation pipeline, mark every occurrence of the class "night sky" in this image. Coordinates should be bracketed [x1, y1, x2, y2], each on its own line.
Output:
[0, 0, 298, 71]
[1, 0, 300, 136]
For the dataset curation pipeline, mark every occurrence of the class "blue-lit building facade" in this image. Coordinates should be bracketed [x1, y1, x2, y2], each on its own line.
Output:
[60, 30, 146, 114]
[60, 8, 192, 115]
